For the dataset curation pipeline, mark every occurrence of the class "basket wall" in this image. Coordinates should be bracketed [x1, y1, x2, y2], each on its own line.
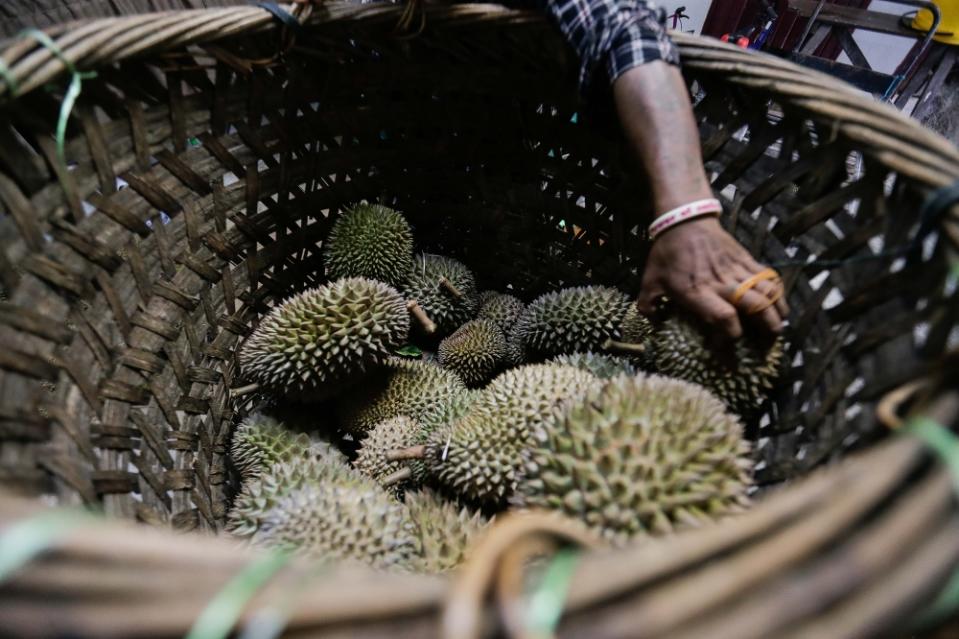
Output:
[0, 4, 957, 530]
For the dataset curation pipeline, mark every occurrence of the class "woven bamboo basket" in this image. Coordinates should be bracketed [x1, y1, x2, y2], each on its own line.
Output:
[0, 2, 958, 637]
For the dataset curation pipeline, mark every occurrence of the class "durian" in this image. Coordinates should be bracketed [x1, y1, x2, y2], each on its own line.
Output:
[227, 453, 356, 538]
[551, 352, 637, 379]
[338, 357, 469, 435]
[354, 416, 424, 494]
[651, 314, 784, 417]
[403, 254, 479, 336]
[620, 303, 654, 345]
[514, 374, 753, 545]
[376, 394, 478, 490]
[253, 482, 421, 571]
[438, 319, 509, 387]
[515, 286, 632, 359]
[230, 413, 315, 481]
[418, 364, 600, 504]
[476, 291, 525, 334]
[505, 329, 528, 366]
[418, 389, 477, 435]
[323, 203, 414, 288]
[239, 277, 410, 401]
[405, 489, 489, 573]
[613, 303, 655, 368]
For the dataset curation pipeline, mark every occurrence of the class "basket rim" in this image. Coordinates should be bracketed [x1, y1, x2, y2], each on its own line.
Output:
[0, 2, 957, 189]
[0, 4, 958, 635]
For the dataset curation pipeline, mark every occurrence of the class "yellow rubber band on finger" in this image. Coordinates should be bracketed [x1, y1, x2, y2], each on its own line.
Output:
[730, 267, 781, 306]
[746, 284, 784, 315]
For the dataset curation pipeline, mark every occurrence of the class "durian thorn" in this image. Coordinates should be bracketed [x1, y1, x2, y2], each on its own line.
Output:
[407, 300, 436, 334]
[381, 466, 413, 487]
[386, 445, 426, 461]
[437, 276, 465, 300]
[602, 338, 646, 356]
[230, 383, 261, 397]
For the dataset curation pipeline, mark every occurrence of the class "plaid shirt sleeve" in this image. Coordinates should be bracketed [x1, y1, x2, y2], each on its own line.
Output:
[539, 0, 680, 92]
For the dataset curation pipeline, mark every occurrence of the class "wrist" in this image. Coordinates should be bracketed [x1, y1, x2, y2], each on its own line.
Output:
[656, 215, 721, 239]
[648, 198, 722, 241]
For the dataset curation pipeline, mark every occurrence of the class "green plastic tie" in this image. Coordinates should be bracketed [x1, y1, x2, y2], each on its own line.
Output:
[20, 29, 97, 170]
[0, 508, 97, 582]
[0, 56, 19, 97]
[902, 417, 959, 629]
[237, 561, 332, 639]
[906, 417, 959, 493]
[186, 550, 293, 639]
[949, 261, 959, 287]
[525, 547, 580, 638]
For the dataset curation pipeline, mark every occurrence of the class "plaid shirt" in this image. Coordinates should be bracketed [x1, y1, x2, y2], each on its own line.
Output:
[536, 0, 679, 92]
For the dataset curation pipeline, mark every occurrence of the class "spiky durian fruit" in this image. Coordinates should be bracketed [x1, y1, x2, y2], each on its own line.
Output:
[227, 453, 356, 538]
[551, 352, 637, 379]
[616, 303, 655, 368]
[253, 482, 421, 571]
[231, 414, 317, 481]
[515, 286, 633, 359]
[505, 330, 528, 366]
[650, 315, 784, 417]
[354, 416, 424, 494]
[514, 374, 753, 545]
[405, 489, 489, 573]
[384, 391, 480, 489]
[323, 203, 414, 288]
[403, 254, 479, 336]
[438, 319, 509, 387]
[338, 357, 469, 435]
[422, 364, 600, 504]
[370, 394, 479, 491]
[620, 304, 653, 345]
[418, 389, 477, 435]
[476, 291, 526, 334]
[240, 277, 410, 401]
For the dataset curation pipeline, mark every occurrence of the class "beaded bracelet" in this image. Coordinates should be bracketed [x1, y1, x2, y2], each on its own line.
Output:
[648, 198, 722, 241]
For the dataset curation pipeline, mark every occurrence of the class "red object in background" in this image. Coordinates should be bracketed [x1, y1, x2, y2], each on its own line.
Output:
[703, 0, 756, 40]
[702, 0, 873, 59]
[720, 33, 752, 47]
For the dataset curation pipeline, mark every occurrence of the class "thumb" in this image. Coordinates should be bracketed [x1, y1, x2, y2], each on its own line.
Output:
[637, 286, 664, 315]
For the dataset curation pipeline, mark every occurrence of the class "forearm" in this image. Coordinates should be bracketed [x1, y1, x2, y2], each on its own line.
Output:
[612, 62, 713, 214]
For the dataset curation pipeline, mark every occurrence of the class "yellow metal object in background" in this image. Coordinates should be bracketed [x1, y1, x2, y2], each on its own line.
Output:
[912, 0, 959, 45]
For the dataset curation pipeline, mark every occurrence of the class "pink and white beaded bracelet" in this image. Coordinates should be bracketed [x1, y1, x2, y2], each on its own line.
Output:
[648, 198, 723, 241]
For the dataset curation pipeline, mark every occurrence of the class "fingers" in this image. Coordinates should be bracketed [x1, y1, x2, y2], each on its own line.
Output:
[735, 288, 784, 335]
[638, 270, 666, 315]
[678, 287, 743, 339]
[750, 276, 789, 325]
[637, 288, 664, 315]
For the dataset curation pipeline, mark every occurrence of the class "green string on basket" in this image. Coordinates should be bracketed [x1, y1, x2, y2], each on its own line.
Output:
[901, 416, 959, 630]
[19, 29, 97, 172]
[236, 560, 333, 639]
[768, 179, 959, 272]
[186, 549, 294, 639]
[0, 508, 99, 582]
[524, 547, 581, 639]
[0, 56, 19, 97]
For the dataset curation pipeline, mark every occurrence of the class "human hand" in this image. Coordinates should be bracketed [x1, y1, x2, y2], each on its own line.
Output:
[637, 217, 788, 339]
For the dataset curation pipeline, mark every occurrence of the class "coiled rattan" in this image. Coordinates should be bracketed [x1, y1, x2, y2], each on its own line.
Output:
[0, 3, 957, 636]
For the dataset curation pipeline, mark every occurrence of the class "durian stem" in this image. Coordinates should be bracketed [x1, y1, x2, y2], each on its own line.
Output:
[381, 466, 413, 487]
[437, 276, 465, 300]
[229, 383, 261, 397]
[603, 338, 646, 356]
[407, 300, 436, 334]
[386, 445, 426, 461]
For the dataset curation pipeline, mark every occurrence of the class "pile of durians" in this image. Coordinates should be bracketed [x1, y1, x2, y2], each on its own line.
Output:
[228, 203, 784, 573]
